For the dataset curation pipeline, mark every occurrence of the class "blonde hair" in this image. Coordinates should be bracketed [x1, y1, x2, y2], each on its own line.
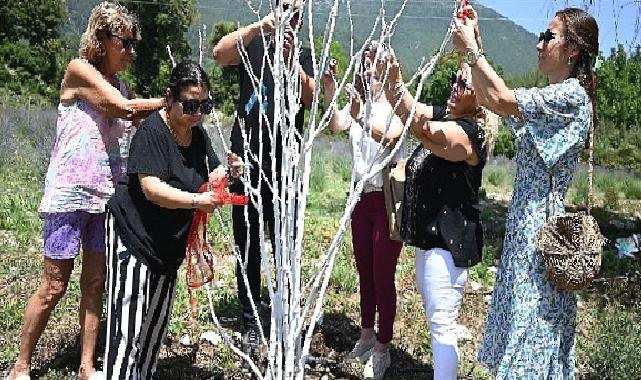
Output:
[459, 64, 499, 160]
[473, 107, 499, 160]
[79, 1, 140, 65]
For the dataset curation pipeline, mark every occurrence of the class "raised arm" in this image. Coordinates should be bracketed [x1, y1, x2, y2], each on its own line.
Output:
[382, 52, 439, 129]
[322, 61, 353, 133]
[453, 6, 520, 118]
[61, 59, 165, 120]
[212, 14, 274, 66]
[368, 116, 404, 146]
[412, 120, 479, 165]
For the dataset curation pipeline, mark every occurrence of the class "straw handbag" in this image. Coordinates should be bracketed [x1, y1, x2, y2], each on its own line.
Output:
[537, 119, 606, 291]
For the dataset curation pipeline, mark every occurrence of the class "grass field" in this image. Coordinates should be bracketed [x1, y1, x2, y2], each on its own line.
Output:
[1, 105, 641, 379]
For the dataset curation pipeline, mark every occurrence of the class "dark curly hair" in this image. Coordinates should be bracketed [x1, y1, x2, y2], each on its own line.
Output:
[167, 60, 211, 99]
[556, 8, 599, 145]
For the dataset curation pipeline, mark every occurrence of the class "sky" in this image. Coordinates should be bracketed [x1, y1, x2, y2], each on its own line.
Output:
[478, 0, 641, 55]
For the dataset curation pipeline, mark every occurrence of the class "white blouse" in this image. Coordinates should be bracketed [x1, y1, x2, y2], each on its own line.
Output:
[348, 100, 406, 189]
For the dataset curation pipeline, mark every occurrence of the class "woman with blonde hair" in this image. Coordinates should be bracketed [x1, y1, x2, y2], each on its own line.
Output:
[6, 3, 164, 380]
[382, 56, 494, 379]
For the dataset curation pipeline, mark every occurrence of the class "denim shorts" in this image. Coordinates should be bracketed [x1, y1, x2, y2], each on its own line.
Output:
[43, 211, 106, 259]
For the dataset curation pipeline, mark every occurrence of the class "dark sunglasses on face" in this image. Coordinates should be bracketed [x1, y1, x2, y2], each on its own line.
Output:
[538, 29, 556, 43]
[107, 31, 137, 50]
[176, 97, 214, 115]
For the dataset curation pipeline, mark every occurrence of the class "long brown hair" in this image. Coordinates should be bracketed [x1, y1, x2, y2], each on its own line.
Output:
[556, 8, 599, 145]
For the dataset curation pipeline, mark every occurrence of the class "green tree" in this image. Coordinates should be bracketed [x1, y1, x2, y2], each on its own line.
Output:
[414, 55, 458, 106]
[313, 36, 349, 115]
[0, 0, 65, 45]
[0, 0, 67, 101]
[121, 0, 198, 97]
[208, 21, 240, 115]
[593, 44, 641, 171]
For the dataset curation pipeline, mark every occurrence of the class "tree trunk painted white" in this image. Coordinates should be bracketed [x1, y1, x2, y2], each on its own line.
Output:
[194, 1, 464, 378]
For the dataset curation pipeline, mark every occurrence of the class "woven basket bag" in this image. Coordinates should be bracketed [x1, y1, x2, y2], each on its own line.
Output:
[537, 117, 606, 291]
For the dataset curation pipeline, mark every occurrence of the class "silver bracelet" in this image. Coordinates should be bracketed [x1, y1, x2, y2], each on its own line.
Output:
[392, 81, 404, 93]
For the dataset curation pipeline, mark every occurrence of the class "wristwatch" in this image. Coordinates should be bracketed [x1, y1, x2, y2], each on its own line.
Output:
[463, 48, 484, 66]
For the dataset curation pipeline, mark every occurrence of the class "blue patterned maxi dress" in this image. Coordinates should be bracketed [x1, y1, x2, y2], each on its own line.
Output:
[478, 78, 591, 380]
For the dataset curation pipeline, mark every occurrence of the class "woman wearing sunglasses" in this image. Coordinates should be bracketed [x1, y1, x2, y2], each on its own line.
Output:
[453, 6, 599, 379]
[103, 60, 241, 379]
[6, 3, 165, 380]
[383, 54, 493, 379]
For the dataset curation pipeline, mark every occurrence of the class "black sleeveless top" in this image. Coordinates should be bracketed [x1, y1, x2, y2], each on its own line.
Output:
[401, 107, 486, 267]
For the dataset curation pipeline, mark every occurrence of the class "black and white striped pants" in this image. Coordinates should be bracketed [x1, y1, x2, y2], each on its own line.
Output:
[104, 214, 177, 380]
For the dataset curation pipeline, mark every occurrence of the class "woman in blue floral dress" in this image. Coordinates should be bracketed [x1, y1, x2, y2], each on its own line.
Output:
[452, 7, 600, 379]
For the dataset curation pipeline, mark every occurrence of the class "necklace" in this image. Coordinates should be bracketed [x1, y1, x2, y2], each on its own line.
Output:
[163, 109, 192, 147]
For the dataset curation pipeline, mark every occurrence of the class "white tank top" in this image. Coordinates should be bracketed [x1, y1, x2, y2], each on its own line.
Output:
[349, 101, 406, 188]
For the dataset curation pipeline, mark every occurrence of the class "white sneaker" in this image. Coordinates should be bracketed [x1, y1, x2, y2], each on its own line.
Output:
[363, 348, 390, 380]
[344, 336, 376, 363]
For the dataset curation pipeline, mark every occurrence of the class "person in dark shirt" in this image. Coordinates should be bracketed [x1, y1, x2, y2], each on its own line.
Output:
[383, 56, 494, 380]
[104, 60, 241, 379]
[212, 0, 315, 354]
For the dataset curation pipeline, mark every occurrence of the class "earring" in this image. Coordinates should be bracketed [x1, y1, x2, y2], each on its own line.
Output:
[567, 57, 573, 66]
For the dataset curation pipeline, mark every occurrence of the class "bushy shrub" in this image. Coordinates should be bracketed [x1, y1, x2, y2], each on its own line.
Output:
[493, 124, 515, 159]
[579, 308, 641, 380]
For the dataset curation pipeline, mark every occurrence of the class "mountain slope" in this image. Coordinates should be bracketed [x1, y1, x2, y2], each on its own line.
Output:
[192, 0, 538, 75]
[62, 0, 538, 75]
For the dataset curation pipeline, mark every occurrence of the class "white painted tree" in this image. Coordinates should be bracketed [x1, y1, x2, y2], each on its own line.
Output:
[173, 1, 465, 379]
[172, 0, 641, 379]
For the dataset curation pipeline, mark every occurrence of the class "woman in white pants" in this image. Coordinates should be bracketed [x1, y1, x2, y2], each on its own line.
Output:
[383, 57, 493, 379]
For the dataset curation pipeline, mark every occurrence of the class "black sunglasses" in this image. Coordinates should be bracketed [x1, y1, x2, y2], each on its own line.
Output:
[538, 29, 556, 43]
[176, 97, 214, 115]
[107, 31, 137, 50]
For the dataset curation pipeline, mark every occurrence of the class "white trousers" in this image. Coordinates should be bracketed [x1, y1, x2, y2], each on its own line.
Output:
[415, 248, 468, 380]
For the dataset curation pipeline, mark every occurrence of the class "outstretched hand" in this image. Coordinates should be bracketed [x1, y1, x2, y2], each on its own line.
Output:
[322, 59, 338, 95]
[208, 166, 226, 185]
[260, 12, 276, 33]
[453, 5, 480, 52]
[375, 49, 402, 93]
[386, 50, 402, 88]
[227, 152, 243, 178]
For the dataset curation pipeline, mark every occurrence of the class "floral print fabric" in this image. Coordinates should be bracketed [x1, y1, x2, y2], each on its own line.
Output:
[478, 78, 591, 379]
[39, 79, 133, 215]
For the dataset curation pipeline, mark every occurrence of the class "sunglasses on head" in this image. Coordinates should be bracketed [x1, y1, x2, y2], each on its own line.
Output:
[538, 29, 556, 43]
[107, 31, 137, 50]
[176, 97, 214, 115]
